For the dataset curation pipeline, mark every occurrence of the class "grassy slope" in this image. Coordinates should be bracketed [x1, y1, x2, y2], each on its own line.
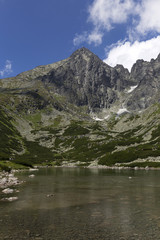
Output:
[1, 87, 160, 169]
[0, 107, 24, 171]
[53, 120, 160, 167]
[1, 109, 160, 169]
[0, 108, 23, 160]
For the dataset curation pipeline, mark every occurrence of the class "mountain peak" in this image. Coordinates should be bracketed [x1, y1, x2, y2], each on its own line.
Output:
[70, 47, 99, 60]
[73, 47, 93, 54]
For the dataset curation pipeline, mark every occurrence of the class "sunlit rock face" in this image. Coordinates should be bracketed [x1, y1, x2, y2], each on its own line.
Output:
[36, 47, 133, 112]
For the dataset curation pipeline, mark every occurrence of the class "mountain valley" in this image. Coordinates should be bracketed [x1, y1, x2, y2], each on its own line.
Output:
[1, 47, 160, 169]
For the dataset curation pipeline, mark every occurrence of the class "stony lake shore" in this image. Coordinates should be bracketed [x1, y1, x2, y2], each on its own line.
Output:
[0, 171, 22, 201]
[0, 168, 38, 202]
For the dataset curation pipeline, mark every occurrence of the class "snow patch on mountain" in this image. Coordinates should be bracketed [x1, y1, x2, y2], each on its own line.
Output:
[117, 108, 129, 115]
[92, 115, 110, 121]
[127, 85, 138, 93]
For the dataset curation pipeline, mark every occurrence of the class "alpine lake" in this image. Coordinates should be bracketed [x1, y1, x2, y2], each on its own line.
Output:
[1, 167, 160, 240]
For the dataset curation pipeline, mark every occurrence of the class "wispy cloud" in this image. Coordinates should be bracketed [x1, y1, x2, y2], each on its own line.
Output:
[88, 0, 136, 31]
[74, 0, 138, 46]
[74, 0, 160, 45]
[73, 30, 103, 46]
[73, 32, 88, 46]
[0, 60, 13, 77]
[88, 30, 103, 45]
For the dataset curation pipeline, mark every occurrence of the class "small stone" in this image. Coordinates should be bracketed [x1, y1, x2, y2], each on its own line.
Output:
[46, 194, 54, 197]
[29, 168, 39, 172]
[2, 188, 14, 194]
[1, 197, 18, 202]
[29, 174, 35, 178]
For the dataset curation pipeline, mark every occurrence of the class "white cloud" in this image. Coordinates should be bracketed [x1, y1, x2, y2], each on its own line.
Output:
[74, 0, 160, 45]
[87, 0, 160, 40]
[104, 36, 160, 71]
[0, 60, 12, 77]
[73, 0, 137, 46]
[73, 32, 88, 46]
[88, 31, 103, 45]
[88, 0, 136, 31]
[73, 31, 103, 46]
[137, 0, 160, 35]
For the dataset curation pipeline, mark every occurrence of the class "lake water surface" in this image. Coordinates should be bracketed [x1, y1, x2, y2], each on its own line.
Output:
[1, 167, 160, 240]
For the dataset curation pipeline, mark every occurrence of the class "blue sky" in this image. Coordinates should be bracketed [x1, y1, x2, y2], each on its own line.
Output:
[1, 0, 160, 78]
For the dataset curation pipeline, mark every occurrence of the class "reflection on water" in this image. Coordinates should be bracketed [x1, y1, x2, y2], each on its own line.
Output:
[1, 167, 160, 239]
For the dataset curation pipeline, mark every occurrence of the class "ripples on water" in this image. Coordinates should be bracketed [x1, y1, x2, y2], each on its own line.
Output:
[1, 167, 160, 240]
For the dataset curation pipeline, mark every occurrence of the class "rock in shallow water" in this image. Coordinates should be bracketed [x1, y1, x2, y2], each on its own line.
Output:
[1, 196, 18, 202]
[29, 174, 35, 178]
[46, 194, 54, 198]
[0, 171, 23, 190]
[29, 168, 39, 172]
[2, 188, 14, 194]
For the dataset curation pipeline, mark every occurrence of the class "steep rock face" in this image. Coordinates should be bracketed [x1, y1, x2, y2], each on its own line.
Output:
[126, 56, 160, 111]
[39, 47, 131, 111]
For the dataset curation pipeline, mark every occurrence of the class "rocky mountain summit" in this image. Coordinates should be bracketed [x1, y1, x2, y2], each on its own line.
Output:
[40, 47, 131, 111]
[1, 47, 160, 169]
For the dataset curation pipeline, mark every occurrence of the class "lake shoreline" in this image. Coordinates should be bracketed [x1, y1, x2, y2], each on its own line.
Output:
[60, 160, 160, 170]
[1, 161, 160, 178]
